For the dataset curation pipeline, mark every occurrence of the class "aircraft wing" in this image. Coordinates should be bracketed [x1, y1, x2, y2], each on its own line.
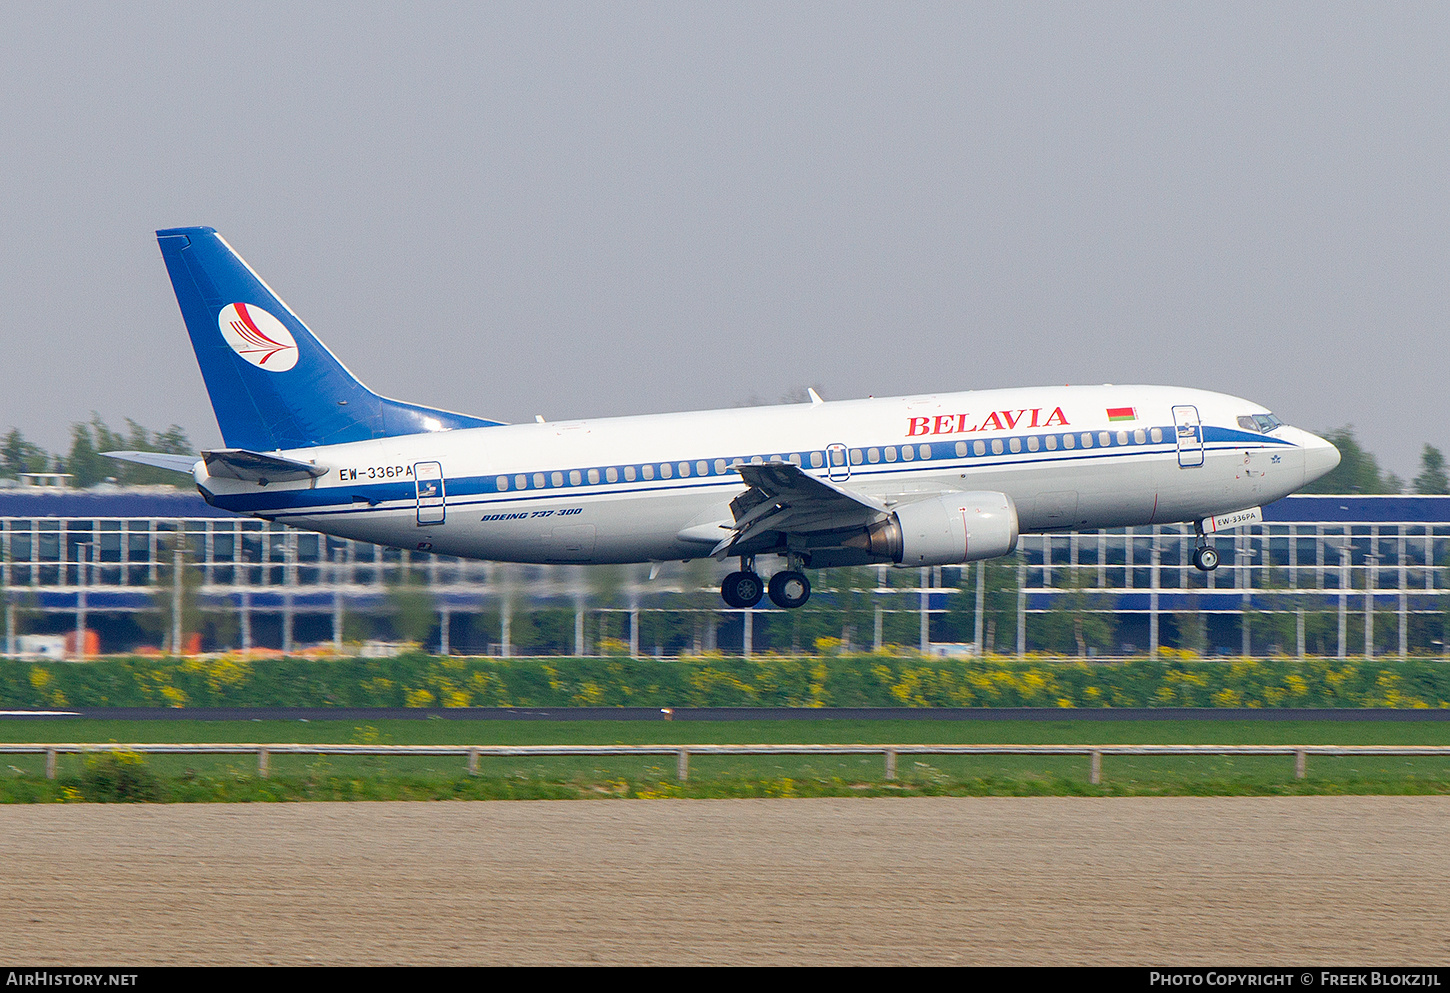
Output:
[200, 449, 330, 483]
[711, 461, 887, 556]
[102, 451, 201, 474]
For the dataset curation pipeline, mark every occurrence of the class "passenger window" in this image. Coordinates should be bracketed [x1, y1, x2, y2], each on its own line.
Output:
[973, 440, 985, 456]
[496, 476, 508, 491]
[515, 474, 527, 489]
[1045, 436, 1057, 451]
[1134, 429, 1146, 444]
[919, 444, 931, 460]
[677, 462, 689, 478]
[716, 459, 727, 474]
[698, 460, 709, 475]
[788, 454, 802, 466]
[1150, 428, 1163, 443]
[1099, 432, 1111, 447]
[901, 445, 914, 461]
[1009, 438, 1021, 454]
[569, 470, 581, 485]
[885, 447, 897, 462]
[1117, 430, 1128, 445]
[606, 467, 618, 483]
[1027, 436, 1039, 452]
[851, 449, 864, 465]
[587, 469, 600, 484]
[990, 439, 1003, 455]
[868, 448, 880, 463]
[552, 472, 564, 487]
[625, 466, 637, 482]
[810, 451, 824, 468]
[1080, 433, 1092, 448]
[534, 473, 545, 488]
[660, 463, 673, 479]
[1063, 435, 1075, 450]
[955, 442, 968, 457]
[642, 465, 654, 480]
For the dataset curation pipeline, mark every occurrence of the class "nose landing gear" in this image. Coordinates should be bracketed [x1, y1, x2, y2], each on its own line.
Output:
[1192, 522, 1220, 572]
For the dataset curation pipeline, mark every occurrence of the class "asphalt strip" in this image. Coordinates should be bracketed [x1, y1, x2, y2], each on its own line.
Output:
[1, 706, 1448, 721]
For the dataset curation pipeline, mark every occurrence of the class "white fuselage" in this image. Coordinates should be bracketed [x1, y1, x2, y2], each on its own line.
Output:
[195, 384, 1338, 566]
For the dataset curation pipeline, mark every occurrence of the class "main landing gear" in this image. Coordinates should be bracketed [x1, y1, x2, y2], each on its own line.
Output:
[1192, 523, 1220, 572]
[720, 555, 812, 609]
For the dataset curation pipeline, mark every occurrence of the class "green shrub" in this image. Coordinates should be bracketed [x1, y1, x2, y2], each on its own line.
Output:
[80, 750, 163, 802]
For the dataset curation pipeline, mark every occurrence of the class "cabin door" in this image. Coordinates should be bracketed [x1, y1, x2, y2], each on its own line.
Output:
[1171, 406, 1205, 468]
[414, 462, 446, 524]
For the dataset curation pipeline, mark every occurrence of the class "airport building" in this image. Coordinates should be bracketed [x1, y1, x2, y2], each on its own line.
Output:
[1, 477, 1447, 659]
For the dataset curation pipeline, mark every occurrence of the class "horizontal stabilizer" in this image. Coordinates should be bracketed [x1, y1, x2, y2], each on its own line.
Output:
[202, 449, 330, 483]
[102, 451, 201, 474]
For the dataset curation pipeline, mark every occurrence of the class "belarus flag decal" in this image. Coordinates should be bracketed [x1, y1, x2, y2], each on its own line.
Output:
[1106, 407, 1136, 422]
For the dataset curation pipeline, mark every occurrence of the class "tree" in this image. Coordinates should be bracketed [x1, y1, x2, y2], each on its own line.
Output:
[945, 557, 1020, 655]
[0, 429, 49, 478]
[137, 533, 201, 654]
[385, 566, 436, 647]
[1299, 427, 1397, 494]
[1413, 445, 1449, 495]
[60, 415, 194, 488]
[61, 421, 104, 487]
[1026, 564, 1116, 655]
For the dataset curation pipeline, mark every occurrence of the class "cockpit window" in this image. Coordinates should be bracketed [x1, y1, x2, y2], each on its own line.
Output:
[1237, 413, 1285, 434]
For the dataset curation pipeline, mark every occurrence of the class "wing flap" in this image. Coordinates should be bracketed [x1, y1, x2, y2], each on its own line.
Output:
[713, 461, 886, 556]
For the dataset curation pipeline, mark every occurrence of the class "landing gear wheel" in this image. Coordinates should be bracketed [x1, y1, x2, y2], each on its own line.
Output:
[1193, 545, 1220, 572]
[721, 571, 764, 608]
[768, 570, 811, 609]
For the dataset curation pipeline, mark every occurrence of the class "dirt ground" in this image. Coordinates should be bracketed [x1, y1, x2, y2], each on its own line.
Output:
[1, 797, 1447, 966]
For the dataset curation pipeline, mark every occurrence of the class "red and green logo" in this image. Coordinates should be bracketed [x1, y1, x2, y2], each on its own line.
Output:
[1106, 406, 1136, 422]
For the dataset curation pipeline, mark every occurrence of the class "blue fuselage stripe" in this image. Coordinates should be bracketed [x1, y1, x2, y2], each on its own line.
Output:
[216, 425, 1298, 520]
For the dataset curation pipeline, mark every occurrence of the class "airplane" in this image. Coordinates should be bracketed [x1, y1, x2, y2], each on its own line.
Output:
[107, 226, 1341, 610]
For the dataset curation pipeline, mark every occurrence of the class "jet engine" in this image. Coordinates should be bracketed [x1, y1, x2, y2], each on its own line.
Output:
[844, 491, 1019, 566]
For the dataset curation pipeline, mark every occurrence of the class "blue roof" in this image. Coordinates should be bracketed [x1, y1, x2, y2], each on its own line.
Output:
[1264, 494, 1450, 524]
[0, 488, 232, 519]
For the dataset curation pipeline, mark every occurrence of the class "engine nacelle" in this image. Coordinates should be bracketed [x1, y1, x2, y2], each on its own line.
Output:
[844, 491, 1019, 566]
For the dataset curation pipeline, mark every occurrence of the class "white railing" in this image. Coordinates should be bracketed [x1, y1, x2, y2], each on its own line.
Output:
[7, 742, 1450, 784]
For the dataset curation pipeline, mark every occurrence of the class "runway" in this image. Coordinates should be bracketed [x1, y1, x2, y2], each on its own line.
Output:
[2, 797, 1447, 966]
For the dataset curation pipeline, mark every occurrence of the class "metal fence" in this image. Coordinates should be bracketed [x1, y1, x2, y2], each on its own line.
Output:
[10, 741, 1450, 785]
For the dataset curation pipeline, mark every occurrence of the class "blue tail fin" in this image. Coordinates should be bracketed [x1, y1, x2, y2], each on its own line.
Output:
[156, 227, 502, 451]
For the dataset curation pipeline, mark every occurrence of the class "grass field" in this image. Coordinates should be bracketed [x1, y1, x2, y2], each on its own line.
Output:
[3, 717, 1450, 800]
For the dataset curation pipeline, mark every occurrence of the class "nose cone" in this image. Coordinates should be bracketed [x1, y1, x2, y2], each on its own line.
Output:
[1302, 431, 1341, 486]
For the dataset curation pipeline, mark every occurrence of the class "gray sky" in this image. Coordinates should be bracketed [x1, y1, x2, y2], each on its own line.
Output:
[1, 3, 1446, 478]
